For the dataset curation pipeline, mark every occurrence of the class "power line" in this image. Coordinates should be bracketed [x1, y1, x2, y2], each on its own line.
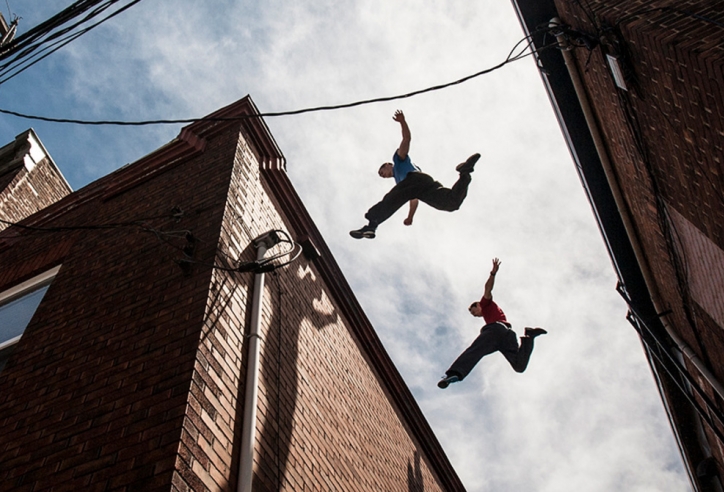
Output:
[0, 210, 301, 276]
[0, 33, 560, 126]
[0, 0, 144, 85]
[3, 1, 126, 62]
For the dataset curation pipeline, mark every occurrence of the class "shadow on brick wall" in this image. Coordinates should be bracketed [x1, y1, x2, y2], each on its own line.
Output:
[257, 266, 340, 489]
[408, 450, 425, 492]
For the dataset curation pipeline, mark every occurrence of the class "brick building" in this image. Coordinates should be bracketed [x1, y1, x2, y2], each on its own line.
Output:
[0, 129, 71, 232]
[0, 97, 464, 491]
[513, 1, 724, 491]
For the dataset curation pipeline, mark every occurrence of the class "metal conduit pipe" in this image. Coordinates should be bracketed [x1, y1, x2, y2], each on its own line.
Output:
[238, 231, 280, 492]
[550, 18, 724, 402]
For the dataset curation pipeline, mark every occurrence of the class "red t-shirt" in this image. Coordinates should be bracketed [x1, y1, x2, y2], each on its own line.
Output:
[479, 297, 508, 325]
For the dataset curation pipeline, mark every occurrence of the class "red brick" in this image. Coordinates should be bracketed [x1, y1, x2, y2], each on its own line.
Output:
[0, 97, 462, 492]
[553, 1, 724, 489]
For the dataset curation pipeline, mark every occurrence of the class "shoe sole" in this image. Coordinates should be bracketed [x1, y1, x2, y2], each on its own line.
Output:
[456, 153, 481, 173]
[350, 231, 375, 239]
[437, 380, 449, 389]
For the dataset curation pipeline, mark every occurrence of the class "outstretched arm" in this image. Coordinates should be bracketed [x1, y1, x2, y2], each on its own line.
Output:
[393, 110, 411, 160]
[482, 258, 501, 300]
[404, 199, 419, 226]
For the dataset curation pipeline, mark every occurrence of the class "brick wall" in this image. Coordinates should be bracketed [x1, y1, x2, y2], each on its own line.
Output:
[0, 119, 237, 490]
[0, 131, 71, 231]
[552, 0, 724, 329]
[0, 98, 460, 491]
[553, 0, 724, 487]
[173, 116, 452, 491]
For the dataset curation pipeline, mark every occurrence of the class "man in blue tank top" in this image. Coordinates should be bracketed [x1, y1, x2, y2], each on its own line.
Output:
[350, 110, 480, 239]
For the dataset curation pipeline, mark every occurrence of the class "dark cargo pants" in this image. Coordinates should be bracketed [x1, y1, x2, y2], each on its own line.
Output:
[365, 172, 471, 226]
[447, 321, 534, 379]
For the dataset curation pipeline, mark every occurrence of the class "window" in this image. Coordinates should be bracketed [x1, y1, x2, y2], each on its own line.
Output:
[0, 266, 60, 372]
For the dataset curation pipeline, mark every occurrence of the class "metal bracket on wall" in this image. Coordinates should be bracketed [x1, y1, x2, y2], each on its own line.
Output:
[175, 232, 197, 277]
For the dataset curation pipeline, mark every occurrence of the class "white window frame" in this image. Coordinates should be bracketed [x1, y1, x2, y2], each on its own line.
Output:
[0, 265, 61, 352]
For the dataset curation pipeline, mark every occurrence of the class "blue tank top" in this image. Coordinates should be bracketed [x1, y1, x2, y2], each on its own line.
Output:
[392, 152, 421, 184]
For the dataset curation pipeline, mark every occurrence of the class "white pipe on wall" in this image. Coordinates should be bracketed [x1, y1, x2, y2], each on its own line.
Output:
[238, 243, 269, 492]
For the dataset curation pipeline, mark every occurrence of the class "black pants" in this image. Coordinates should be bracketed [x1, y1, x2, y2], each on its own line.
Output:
[447, 322, 534, 379]
[365, 172, 471, 226]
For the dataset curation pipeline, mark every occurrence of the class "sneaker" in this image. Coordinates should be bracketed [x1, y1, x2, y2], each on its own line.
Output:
[349, 224, 376, 239]
[455, 153, 481, 174]
[524, 327, 547, 338]
[437, 374, 460, 389]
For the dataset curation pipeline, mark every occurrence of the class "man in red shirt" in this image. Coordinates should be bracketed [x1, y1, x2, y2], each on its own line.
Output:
[438, 258, 547, 389]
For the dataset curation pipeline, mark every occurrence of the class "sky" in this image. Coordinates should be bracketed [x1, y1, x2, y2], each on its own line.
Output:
[0, 1, 691, 491]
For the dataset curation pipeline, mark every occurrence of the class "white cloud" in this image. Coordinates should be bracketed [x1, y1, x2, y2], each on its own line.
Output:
[0, 2, 690, 491]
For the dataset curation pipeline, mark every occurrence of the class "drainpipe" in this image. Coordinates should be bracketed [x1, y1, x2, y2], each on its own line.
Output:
[238, 231, 280, 492]
[550, 18, 724, 402]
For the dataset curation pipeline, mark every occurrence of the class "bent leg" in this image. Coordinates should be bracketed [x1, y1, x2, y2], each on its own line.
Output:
[418, 173, 471, 212]
[365, 186, 412, 226]
[365, 173, 435, 225]
[447, 323, 508, 380]
[501, 334, 535, 373]
[449, 172, 472, 208]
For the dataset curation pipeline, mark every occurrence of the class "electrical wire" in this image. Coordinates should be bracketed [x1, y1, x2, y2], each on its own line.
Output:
[0, 213, 173, 233]
[0, 210, 195, 269]
[0, 200, 300, 276]
[2, 1, 106, 70]
[609, 68, 714, 367]
[0, 33, 561, 126]
[179, 229, 302, 275]
[557, 11, 724, 411]
[569, 0, 599, 31]
[552, 13, 720, 347]
[2, 1, 131, 63]
[235, 230, 302, 273]
[7, 1, 109, 49]
[267, 240, 302, 271]
[0, 0, 144, 86]
[623, 304, 724, 446]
